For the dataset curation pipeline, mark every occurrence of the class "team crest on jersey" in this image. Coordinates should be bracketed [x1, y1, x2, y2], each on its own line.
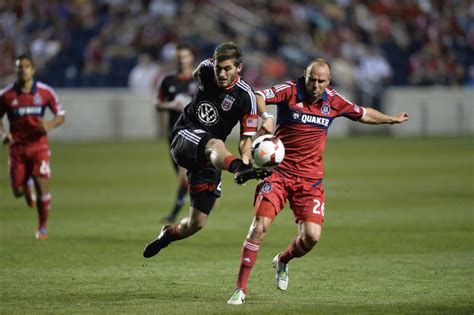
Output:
[220, 95, 235, 111]
[261, 182, 272, 193]
[321, 103, 331, 115]
[34, 94, 42, 105]
[197, 102, 218, 125]
[263, 89, 275, 99]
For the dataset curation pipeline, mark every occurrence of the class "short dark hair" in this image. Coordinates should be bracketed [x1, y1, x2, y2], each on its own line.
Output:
[213, 42, 242, 65]
[176, 43, 195, 56]
[16, 54, 35, 67]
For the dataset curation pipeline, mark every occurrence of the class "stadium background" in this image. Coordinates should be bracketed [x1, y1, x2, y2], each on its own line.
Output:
[1, 0, 473, 313]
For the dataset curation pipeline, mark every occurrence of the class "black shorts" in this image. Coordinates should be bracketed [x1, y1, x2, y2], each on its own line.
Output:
[170, 128, 222, 203]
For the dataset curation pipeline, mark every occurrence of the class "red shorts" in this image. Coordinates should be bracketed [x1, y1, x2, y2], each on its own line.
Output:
[9, 142, 51, 190]
[254, 170, 325, 225]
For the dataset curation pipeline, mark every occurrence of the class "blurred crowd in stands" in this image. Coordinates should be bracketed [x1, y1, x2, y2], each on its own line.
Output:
[1, 0, 473, 95]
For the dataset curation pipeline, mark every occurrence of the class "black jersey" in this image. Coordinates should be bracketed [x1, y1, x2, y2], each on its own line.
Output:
[157, 73, 197, 136]
[172, 59, 258, 141]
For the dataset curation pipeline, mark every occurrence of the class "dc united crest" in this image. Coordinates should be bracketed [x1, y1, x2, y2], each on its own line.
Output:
[321, 103, 331, 115]
[221, 95, 235, 111]
[197, 102, 218, 125]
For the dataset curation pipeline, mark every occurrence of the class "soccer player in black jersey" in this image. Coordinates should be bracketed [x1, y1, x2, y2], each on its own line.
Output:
[154, 44, 197, 224]
[143, 42, 271, 259]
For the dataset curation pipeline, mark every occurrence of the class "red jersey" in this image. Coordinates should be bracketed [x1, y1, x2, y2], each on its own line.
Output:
[256, 77, 365, 181]
[0, 81, 65, 145]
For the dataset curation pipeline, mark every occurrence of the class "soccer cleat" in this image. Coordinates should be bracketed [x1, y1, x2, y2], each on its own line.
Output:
[35, 227, 47, 240]
[143, 225, 172, 258]
[25, 183, 36, 208]
[234, 165, 272, 185]
[272, 253, 288, 291]
[227, 288, 246, 305]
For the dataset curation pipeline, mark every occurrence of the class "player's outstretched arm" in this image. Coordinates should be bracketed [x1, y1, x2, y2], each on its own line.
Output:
[359, 108, 408, 125]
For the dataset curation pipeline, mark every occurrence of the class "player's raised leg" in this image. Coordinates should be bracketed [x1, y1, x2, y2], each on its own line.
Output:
[206, 138, 272, 185]
[144, 190, 213, 258]
[274, 222, 321, 290]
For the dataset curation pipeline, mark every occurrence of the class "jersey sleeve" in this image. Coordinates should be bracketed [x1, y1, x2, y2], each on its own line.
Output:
[333, 91, 365, 121]
[195, 59, 214, 91]
[256, 82, 293, 105]
[46, 87, 65, 116]
[157, 75, 170, 102]
[239, 85, 258, 136]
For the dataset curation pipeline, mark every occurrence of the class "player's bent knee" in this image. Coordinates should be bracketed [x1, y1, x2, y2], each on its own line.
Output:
[304, 231, 321, 246]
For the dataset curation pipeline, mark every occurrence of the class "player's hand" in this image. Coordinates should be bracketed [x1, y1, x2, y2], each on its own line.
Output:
[37, 119, 51, 133]
[257, 116, 274, 137]
[392, 112, 409, 124]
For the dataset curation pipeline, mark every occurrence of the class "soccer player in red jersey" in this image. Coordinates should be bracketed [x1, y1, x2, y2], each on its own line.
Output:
[0, 54, 65, 240]
[143, 42, 271, 259]
[227, 58, 408, 304]
[154, 44, 197, 224]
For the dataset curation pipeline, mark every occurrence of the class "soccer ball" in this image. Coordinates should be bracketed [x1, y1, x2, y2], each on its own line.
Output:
[251, 135, 285, 168]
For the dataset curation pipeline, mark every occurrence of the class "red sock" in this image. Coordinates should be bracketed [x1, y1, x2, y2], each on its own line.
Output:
[279, 236, 310, 264]
[37, 193, 51, 230]
[167, 225, 180, 241]
[236, 239, 260, 294]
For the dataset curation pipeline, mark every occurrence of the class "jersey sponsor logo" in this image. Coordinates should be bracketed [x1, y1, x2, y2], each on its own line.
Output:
[261, 182, 272, 193]
[34, 94, 43, 105]
[197, 102, 218, 125]
[221, 95, 235, 111]
[290, 110, 331, 127]
[12, 106, 43, 116]
[263, 89, 275, 99]
[321, 103, 331, 115]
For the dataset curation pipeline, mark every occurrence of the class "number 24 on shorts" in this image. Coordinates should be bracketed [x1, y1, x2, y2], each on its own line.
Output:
[312, 199, 325, 216]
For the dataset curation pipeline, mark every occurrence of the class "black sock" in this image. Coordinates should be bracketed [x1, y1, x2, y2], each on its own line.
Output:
[228, 158, 245, 173]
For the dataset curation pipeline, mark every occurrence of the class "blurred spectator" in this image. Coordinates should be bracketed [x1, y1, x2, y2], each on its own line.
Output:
[0, 0, 471, 88]
[128, 52, 161, 91]
[354, 47, 392, 111]
[30, 28, 61, 72]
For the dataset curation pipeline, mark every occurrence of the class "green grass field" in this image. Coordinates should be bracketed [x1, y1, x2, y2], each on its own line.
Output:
[1, 136, 473, 314]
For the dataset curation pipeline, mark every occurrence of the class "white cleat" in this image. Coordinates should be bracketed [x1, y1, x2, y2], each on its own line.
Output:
[272, 253, 288, 291]
[227, 288, 246, 305]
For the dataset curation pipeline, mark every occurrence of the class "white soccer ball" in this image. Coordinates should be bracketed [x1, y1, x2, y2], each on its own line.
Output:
[251, 135, 285, 168]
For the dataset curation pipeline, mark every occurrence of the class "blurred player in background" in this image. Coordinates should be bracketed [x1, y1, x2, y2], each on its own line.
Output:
[0, 54, 65, 240]
[143, 42, 271, 259]
[154, 44, 197, 224]
[227, 58, 408, 304]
